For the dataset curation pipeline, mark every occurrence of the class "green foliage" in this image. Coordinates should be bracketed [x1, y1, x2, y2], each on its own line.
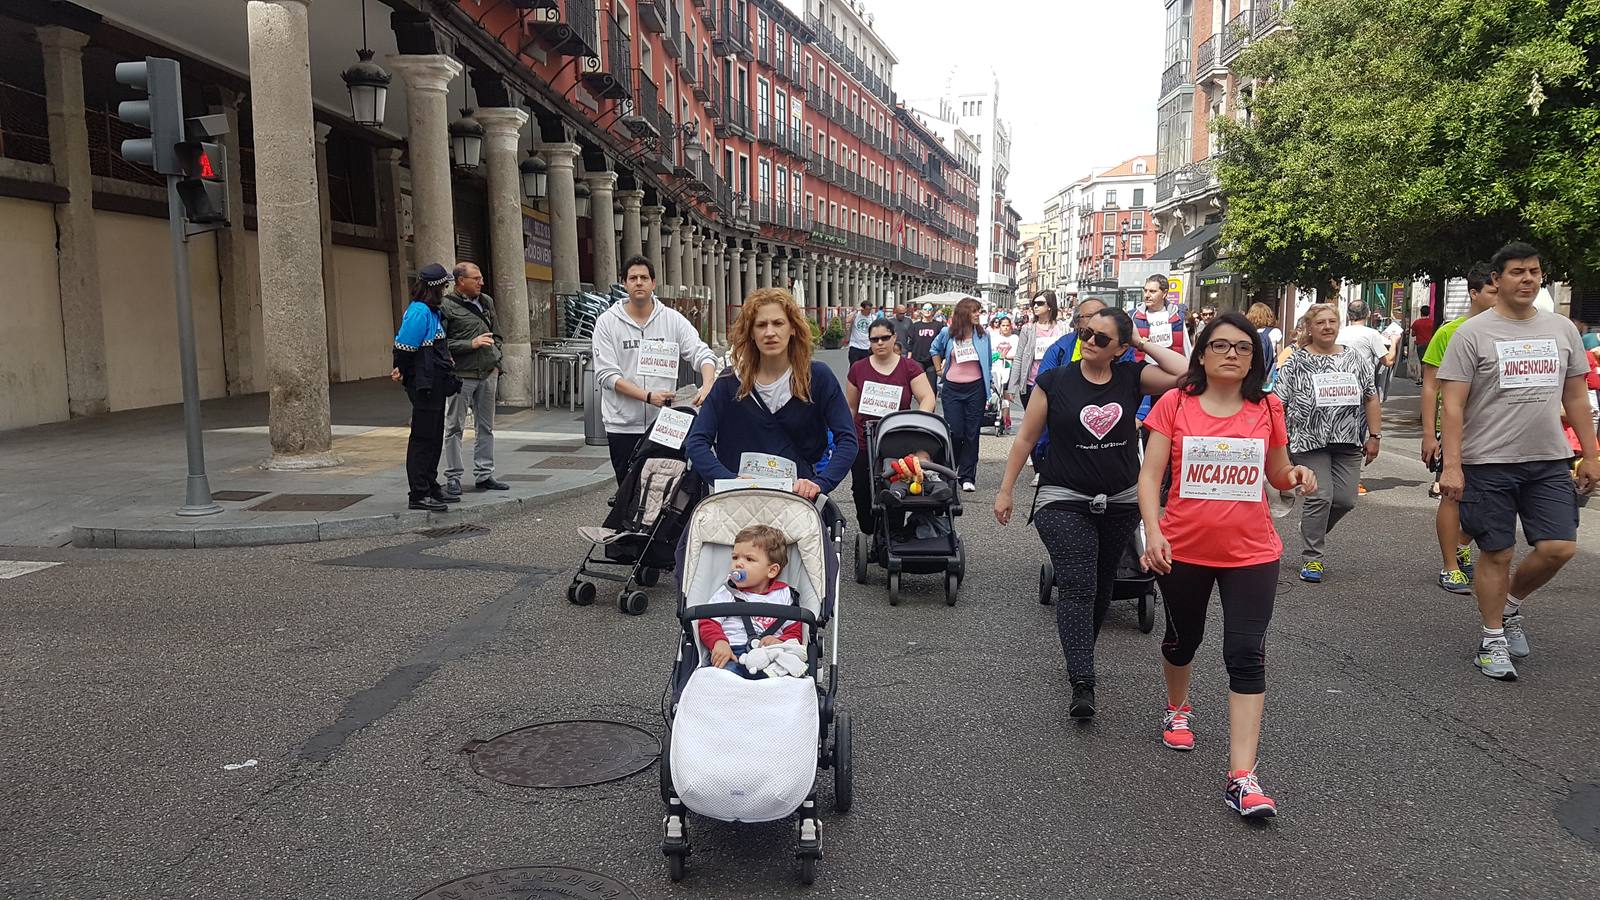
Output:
[822, 317, 844, 343]
[1216, 0, 1600, 284]
[808, 319, 823, 346]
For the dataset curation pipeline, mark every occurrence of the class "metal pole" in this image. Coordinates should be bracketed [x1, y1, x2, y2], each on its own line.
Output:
[168, 175, 221, 516]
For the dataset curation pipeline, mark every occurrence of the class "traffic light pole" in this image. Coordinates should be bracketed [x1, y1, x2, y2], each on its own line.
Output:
[167, 175, 221, 517]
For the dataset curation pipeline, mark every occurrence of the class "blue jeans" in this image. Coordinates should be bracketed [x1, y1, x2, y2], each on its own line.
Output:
[714, 642, 767, 680]
[941, 378, 984, 484]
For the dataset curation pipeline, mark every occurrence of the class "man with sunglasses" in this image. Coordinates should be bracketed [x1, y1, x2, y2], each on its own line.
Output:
[1133, 275, 1188, 364]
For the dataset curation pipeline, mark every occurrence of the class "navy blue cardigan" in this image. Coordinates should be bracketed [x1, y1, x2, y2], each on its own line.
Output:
[685, 361, 859, 493]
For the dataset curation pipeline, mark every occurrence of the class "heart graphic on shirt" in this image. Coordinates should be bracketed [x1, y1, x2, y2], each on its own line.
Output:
[1080, 403, 1123, 440]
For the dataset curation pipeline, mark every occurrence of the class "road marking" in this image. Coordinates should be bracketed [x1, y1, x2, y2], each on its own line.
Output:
[0, 561, 62, 580]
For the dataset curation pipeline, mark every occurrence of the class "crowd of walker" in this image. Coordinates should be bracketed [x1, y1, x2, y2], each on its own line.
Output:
[393, 243, 1598, 831]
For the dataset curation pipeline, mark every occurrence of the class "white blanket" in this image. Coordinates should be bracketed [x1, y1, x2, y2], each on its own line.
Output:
[739, 639, 808, 678]
[670, 667, 819, 822]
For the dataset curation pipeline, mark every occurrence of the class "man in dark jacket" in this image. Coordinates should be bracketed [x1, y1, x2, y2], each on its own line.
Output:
[440, 261, 508, 496]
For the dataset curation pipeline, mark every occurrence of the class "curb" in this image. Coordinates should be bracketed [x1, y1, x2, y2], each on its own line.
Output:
[69, 473, 614, 550]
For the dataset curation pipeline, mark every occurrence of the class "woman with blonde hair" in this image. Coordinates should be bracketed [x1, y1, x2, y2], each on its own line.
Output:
[1248, 302, 1284, 389]
[685, 288, 857, 501]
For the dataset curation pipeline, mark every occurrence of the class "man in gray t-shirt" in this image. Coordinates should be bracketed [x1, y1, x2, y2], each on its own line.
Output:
[1438, 242, 1599, 683]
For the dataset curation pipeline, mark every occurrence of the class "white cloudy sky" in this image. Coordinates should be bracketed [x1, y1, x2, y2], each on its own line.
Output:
[812, 1, 1165, 222]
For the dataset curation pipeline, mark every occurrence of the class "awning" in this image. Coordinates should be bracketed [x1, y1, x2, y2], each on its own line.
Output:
[1149, 222, 1223, 261]
[1195, 263, 1238, 287]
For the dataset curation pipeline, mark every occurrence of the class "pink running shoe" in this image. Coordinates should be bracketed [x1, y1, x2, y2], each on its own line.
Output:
[1162, 704, 1195, 751]
[1225, 769, 1277, 818]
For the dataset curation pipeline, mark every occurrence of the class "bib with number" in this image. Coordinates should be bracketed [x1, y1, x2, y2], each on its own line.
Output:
[952, 340, 979, 365]
[647, 406, 694, 449]
[858, 380, 904, 418]
[1178, 436, 1265, 502]
[1147, 318, 1174, 348]
[1312, 371, 1361, 407]
[636, 339, 680, 381]
[1036, 325, 1062, 355]
[1496, 339, 1561, 390]
[739, 452, 798, 482]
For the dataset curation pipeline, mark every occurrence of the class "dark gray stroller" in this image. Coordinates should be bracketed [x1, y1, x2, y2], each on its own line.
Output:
[852, 409, 966, 605]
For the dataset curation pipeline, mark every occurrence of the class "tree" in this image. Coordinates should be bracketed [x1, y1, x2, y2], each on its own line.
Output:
[1215, 0, 1600, 286]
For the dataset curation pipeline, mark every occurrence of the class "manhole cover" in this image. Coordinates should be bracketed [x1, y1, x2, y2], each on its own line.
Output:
[413, 866, 638, 900]
[417, 523, 490, 538]
[1556, 783, 1600, 849]
[466, 720, 659, 788]
[248, 493, 369, 512]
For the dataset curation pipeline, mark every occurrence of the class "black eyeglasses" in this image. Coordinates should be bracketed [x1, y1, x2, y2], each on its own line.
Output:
[1076, 327, 1114, 349]
[868, 334, 894, 343]
[1206, 339, 1255, 356]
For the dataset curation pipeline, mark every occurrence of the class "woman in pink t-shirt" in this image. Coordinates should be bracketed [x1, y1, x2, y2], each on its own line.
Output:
[1138, 311, 1317, 820]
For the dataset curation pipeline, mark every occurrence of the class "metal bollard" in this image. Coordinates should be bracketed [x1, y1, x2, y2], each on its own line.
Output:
[584, 367, 607, 446]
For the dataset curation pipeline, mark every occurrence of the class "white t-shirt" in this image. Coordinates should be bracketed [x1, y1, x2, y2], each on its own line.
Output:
[848, 312, 872, 350]
[1337, 323, 1388, 370]
[754, 368, 794, 411]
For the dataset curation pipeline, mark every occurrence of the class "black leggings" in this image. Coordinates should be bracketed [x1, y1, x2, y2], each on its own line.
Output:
[1036, 504, 1141, 685]
[1157, 559, 1278, 695]
[850, 442, 876, 535]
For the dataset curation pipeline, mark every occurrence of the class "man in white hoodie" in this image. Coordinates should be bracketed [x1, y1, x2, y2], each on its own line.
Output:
[592, 254, 719, 482]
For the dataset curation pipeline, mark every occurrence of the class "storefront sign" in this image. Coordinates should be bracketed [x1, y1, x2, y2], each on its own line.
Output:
[522, 206, 553, 282]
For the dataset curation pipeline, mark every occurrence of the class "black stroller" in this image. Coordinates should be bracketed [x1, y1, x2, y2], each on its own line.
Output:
[567, 407, 704, 616]
[1038, 531, 1159, 633]
[852, 409, 967, 605]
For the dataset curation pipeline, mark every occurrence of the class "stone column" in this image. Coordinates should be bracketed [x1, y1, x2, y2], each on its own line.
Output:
[676, 221, 695, 297]
[387, 52, 463, 273]
[586, 171, 619, 289]
[375, 147, 408, 329]
[211, 87, 263, 392]
[245, 0, 334, 460]
[756, 250, 773, 289]
[643, 205, 665, 278]
[664, 216, 683, 295]
[38, 25, 107, 417]
[618, 190, 645, 263]
[476, 106, 533, 406]
[743, 246, 759, 299]
[727, 245, 744, 313]
[538, 143, 582, 296]
[709, 240, 726, 343]
[313, 122, 343, 383]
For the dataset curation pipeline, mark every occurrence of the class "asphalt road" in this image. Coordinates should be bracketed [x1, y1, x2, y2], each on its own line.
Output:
[3, 355, 1598, 899]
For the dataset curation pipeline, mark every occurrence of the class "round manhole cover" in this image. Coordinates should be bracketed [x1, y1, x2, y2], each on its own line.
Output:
[414, 866, 638, 900]
[468, 720, 659, 788]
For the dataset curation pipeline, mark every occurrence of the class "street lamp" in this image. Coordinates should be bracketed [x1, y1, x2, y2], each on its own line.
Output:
[613, 201, 625, 234]
[341, 0, 390, 128]
[519, 153, 548, 201]
[448, 108, 483, 171]
[574, 180, 592, 218]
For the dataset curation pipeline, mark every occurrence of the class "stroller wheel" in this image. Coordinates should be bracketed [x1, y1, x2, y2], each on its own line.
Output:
[1139, 590, 1157, 634]
[798, 855, 816, 885]
[1038, 563, 1055, 605]
[853, 533, 869, 585]
[887, 570, 901, 606]
[620, 590, 649, 616]
[568, 581, 596, 607]
[832, 712, 854, 814]
[638, 567, 661, 587]
[668, 853, 686, 882]
[944, 572, 959, 606]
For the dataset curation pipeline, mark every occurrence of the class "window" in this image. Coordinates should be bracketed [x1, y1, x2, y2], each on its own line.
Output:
[757, 77, 771, 128]
[1105, 190, 1118, 208]
[739, 153, 750, 195]
[1129, 235, 1144, 256]
[774, 90, 787, 131]
[758, 158, 771, 201]
[1131, 210, 1145, 230]
[1103, 212, 1116, 230]
[1133, 188, 1145, 208]
[1102, 258, 1114, 278]
[793, 173, 803, 209]
[1102, 236, 1115, 255]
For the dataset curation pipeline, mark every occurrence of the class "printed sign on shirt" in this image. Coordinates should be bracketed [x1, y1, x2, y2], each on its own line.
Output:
[1496, 340, 1562, 390]
[636, 339, 681, 381]
[952, 339, 979, 365]
[647, 406, 694, 449]
[714, 478, 792, 493]
[1178, 436, 1265, 502]
[1312, 371, 1362, 407]
[1147, 317, 1174, 348]
[858, 380, 904, 418]
[739, 452, 799, 482]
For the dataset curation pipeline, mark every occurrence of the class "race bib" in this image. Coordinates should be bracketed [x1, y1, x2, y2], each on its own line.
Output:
[1037, 328, 1062, 355]
[952, 340, 978, 365]
[713, 478, 791, 493]
[1312, 371, 1361, 407]
[636, 339, 680, 381]
[1178, 436, 1265, 502]
[1496, 340, 1561, 389]
[1147, 318, 1174, 348]
[646, 406, 694, 449]
[858, 380, 903, 418]
[739, 452, 798, 483]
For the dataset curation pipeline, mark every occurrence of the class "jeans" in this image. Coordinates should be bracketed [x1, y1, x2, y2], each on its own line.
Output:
[1291, 444, 1362, 562]
[715, 642, 766, 680]
[404, 388, 447, 501]
[940, 377, 985, 484]
[443, 372, 497, 483]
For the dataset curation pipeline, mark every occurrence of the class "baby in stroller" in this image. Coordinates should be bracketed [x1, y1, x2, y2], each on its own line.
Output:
[699, 525, 804, 678]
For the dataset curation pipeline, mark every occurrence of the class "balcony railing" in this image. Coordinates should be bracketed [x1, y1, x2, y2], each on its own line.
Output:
[544, 0, 600, 58]
[1221, 8, 1253, 62]
[757, 111, 773, 142]
[680, 45, 698, 86]
[637, 0, 668, 33]
[1159, 57, 1190, 99]
[1195, 34, 1219, 76]
[757, 41, 773, 67]
[712, 2, 751, 60]
[1253, 0, 1292, 37]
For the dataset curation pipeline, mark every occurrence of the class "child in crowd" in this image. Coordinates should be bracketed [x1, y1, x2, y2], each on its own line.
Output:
[698, 524, 802, 678]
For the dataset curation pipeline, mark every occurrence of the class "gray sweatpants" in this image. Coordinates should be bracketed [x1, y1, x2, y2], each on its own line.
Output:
[1291, 444, 1362, 563]
[444, 372, 497, 483]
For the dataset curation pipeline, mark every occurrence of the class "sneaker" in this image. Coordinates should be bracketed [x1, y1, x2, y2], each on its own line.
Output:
[475, 477, 511, 491]
[1473, 637, 1518, 681]
[1502, 614, 1530, 659]
[1069, 683, 1096, 720]
[1456, 545, 1474, 579]
[1437, 569, 1472, 595]
[961, 481, 976, 493]
[1225, 770, 1278, 818]
[443, 477, 462, 499]
[1162, 704, 1195, 751]
[1299, 560, 1324, 583]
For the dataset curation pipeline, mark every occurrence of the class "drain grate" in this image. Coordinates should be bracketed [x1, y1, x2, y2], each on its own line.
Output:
[248, 493, 369, 512]
[464, 720, 659, 788]
[416, 523, 490, 539]
[413, 866, 638, 900]
[1556, 783, 1600, 849]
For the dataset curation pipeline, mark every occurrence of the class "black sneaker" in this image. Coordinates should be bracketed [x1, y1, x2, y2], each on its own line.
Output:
[409, 497, 448, 512]
[475, 477, 511, 491]
[1069, 682, 1096, 719]
[430, 488, 460, 504]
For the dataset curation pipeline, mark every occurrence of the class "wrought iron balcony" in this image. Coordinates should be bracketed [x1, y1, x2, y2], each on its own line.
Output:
[1253, 0, 1292, 37]
[637, 0, 668, 34]
[623, 68, 663, 139]
[1221, 8, 1254, 62]
[758, 112, 773, 143]
[540, 0, 600, 59]
[1159, 57, 1190, 100]
[715, 96, 751, 138]
[1194, 35, 1220, 77]
[680, 45, 698, 86]
[712, 2, 752, 61]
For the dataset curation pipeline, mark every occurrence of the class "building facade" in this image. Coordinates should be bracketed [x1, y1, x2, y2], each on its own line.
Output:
[1075, 155, 1159, 291]
[0, 0, 979, 435]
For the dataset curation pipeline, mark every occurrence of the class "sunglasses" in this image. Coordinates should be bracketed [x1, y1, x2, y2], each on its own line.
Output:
[868, 334, 895, 343]
[1076, 327, 1114, 349]
[1032, 300, 1049, 306]
[1206, 339, 1255, 356]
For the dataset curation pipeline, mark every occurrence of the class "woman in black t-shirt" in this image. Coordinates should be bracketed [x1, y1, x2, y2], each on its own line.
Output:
[994, 307, 1188, 719]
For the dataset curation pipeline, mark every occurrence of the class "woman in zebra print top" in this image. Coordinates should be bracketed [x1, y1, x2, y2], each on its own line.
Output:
[1273, 303, 1383, 583]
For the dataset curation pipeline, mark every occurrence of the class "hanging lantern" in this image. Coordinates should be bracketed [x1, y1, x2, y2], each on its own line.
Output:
[519, 153, 548, 200]
[342, 49, 390, 127]
[574, 180, 592, 218]
[448, 108, 484, 171]
[683, 130, 706, 169]
[613, 201, 625, 233]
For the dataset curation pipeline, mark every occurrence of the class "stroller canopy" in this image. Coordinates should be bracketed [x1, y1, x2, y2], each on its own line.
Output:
[874, 409, 954, 468]
[678, 489, 832, 625]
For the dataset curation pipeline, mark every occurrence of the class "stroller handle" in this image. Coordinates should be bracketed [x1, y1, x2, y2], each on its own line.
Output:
[679, 602, 819, 627]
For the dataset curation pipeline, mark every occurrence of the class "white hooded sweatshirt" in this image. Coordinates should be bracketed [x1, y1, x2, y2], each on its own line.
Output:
[590, 296, 717, 433]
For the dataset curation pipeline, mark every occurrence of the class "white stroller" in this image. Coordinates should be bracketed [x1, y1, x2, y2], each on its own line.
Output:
[659, 488, 851, 885]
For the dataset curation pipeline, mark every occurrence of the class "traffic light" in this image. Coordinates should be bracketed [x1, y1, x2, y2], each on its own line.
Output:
[114, 57, 184, 175]
[176, 114, 229, 225]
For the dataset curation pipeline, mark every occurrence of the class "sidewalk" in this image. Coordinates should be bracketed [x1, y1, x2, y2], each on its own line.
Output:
[0, 379, 617, 549]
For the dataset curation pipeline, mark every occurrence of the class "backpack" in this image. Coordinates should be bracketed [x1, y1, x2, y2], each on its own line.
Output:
[1259, 328, 1279, 390]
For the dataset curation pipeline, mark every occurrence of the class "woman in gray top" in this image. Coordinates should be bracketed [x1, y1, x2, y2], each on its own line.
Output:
[1004, 290, 1068, 407]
